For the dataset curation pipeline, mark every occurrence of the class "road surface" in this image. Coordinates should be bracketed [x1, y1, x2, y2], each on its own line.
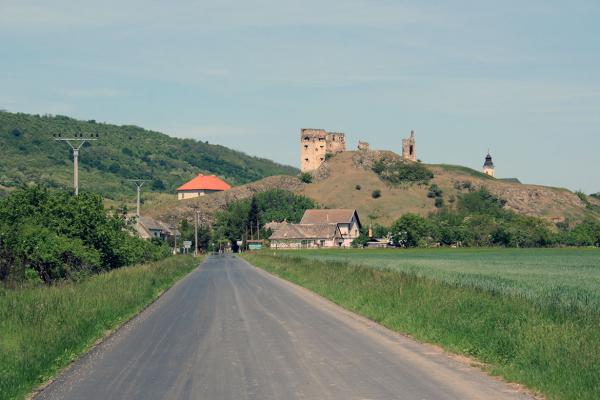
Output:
[36, 255, 534, 400]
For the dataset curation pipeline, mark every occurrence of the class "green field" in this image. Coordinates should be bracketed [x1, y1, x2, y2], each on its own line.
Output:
[275, 248, 600, 313]
[0, 256, 200, 400]
[243, 248, 600, 400]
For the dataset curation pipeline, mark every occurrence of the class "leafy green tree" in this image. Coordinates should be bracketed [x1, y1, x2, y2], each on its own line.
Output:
[0, 186, 169, 283]
[391, 213, 435, 247]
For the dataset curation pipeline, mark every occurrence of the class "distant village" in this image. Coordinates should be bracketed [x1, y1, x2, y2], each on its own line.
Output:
[137, 129, 497, 250]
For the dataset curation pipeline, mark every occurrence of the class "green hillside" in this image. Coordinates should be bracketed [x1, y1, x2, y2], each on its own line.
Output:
[0, 111, 298, 199]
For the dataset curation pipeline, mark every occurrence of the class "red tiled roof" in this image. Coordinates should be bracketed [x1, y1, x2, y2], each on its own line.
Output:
[176, 174, 232, 192]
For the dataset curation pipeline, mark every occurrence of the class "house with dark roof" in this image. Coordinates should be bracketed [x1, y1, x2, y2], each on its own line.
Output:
[270, 223, 343, 249]
[300, 209, 361, 247]
[269, 209, 361, 248]
[176, 174, 231, 200]
[134, 216, 180, 241]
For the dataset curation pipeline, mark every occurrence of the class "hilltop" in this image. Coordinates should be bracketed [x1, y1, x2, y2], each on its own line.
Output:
[301, 151, 600, 225]
[0, 111, 298, 199]
[147, 150, 600, 227]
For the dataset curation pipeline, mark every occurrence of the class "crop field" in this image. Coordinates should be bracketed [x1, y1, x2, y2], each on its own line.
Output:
[243, 248, 600, 400]
[275, 248, 600, 313]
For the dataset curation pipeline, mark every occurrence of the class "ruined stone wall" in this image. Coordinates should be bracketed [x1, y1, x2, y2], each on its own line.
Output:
[401, 130, 417, 162]
[326, 132, 346, 154]
[300, 129, 346, 172]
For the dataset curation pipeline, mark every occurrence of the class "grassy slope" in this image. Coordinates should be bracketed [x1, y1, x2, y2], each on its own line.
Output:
[0, 256, 200, 400]
[0, 111, 298, 200]
[242, 249, 600, 400]
[300, 152, 599, 225]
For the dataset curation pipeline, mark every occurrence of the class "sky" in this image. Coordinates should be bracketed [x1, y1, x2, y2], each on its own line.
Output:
[1, 0, 599, 193]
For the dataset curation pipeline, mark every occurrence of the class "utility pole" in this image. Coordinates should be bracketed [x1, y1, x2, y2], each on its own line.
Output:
[192, 203, 201, 257]
[53, 133, 99, 195]
[127, 179, 150, 218]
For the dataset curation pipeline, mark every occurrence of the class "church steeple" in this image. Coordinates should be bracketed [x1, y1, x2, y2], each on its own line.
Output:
[483, 152, 495, 177]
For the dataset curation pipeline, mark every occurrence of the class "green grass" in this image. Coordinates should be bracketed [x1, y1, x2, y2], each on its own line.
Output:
[430, 163, 496, 179]
[0, 255, 200, 400]
[242, 249, 600, 400]
[278, 248, 600, 314]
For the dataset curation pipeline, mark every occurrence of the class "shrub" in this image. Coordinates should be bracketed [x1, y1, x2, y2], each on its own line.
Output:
[372, 189, 381, 199]
[355, 184, 361, 191]
[427, 184, 443, 198]
[373, 160, 433, 185]
[434, 197, 444, 208]
[324, 153, 334, 161]
[300, 172, 313, 184]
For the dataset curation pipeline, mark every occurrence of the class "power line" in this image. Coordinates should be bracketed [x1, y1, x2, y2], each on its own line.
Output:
[53, 133, 99, 195]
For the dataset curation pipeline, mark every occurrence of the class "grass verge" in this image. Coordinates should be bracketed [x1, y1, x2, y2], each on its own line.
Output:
[0, 255, 200, 400]
[242, 252, 600, 400]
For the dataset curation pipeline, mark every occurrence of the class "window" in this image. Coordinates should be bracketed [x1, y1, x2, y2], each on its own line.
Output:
[305, 158, 309, 162]
[410, 145, 414, 155]
[304, 145, 308, 149]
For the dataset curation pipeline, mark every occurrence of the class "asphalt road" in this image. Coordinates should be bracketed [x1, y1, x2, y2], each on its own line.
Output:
[36, 255, 534, 400]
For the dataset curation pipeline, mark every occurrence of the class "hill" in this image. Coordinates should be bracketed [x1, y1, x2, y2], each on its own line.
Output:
[301, 151, 600, 225]
[0, 111, 298, 199]
[150, 150, 600, 227]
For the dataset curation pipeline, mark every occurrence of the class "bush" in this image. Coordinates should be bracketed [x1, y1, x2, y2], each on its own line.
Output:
[355, 185, 361, 191]
[372, 189, 381, 199]
[434, 197, 444, 208]
[300, 172, 313, 184]
[373, 160, 433, 185]
[427, 184, 443, 198]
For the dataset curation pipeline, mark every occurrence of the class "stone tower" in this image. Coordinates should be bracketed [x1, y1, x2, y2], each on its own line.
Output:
[483, 152, 495, 177]
[300, 129, 346, 172]
[402, 130, 417, 162]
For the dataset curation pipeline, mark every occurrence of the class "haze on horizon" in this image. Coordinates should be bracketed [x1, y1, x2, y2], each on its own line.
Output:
[1, 0, 599, 193]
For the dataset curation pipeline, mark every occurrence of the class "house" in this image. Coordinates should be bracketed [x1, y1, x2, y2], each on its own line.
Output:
[270, 223, 344, 249]
[176, 174, 231, 200]
[299, 209, 361, 247]
[134, 216, 180, 241]
[269, 209, 362, 249]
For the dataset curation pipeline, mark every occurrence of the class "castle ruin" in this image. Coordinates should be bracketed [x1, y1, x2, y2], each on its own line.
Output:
[402, 130, 417, 162]
[300, 129, 346, 172]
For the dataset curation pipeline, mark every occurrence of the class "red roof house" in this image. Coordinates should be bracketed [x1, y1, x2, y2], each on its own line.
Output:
[176, 174, 231, 200]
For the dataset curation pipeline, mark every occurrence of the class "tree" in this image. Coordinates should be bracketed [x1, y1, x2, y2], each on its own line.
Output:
[391, 214, 435, 247]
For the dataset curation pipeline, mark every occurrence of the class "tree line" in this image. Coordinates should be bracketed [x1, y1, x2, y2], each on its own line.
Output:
[353, 188, 600, 248]
[0, 186, 171, 284]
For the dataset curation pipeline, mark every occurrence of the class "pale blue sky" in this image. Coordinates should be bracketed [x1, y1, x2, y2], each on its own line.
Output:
[1, 1, 599, 192]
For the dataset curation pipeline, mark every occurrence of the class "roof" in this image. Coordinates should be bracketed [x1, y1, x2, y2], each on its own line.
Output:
[176, 174, 231, 192]
[300, 209, 361, 228]
[136, 216, 180, 237]
[270, 223, 342, 240]
[483, 154, 494, 168]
